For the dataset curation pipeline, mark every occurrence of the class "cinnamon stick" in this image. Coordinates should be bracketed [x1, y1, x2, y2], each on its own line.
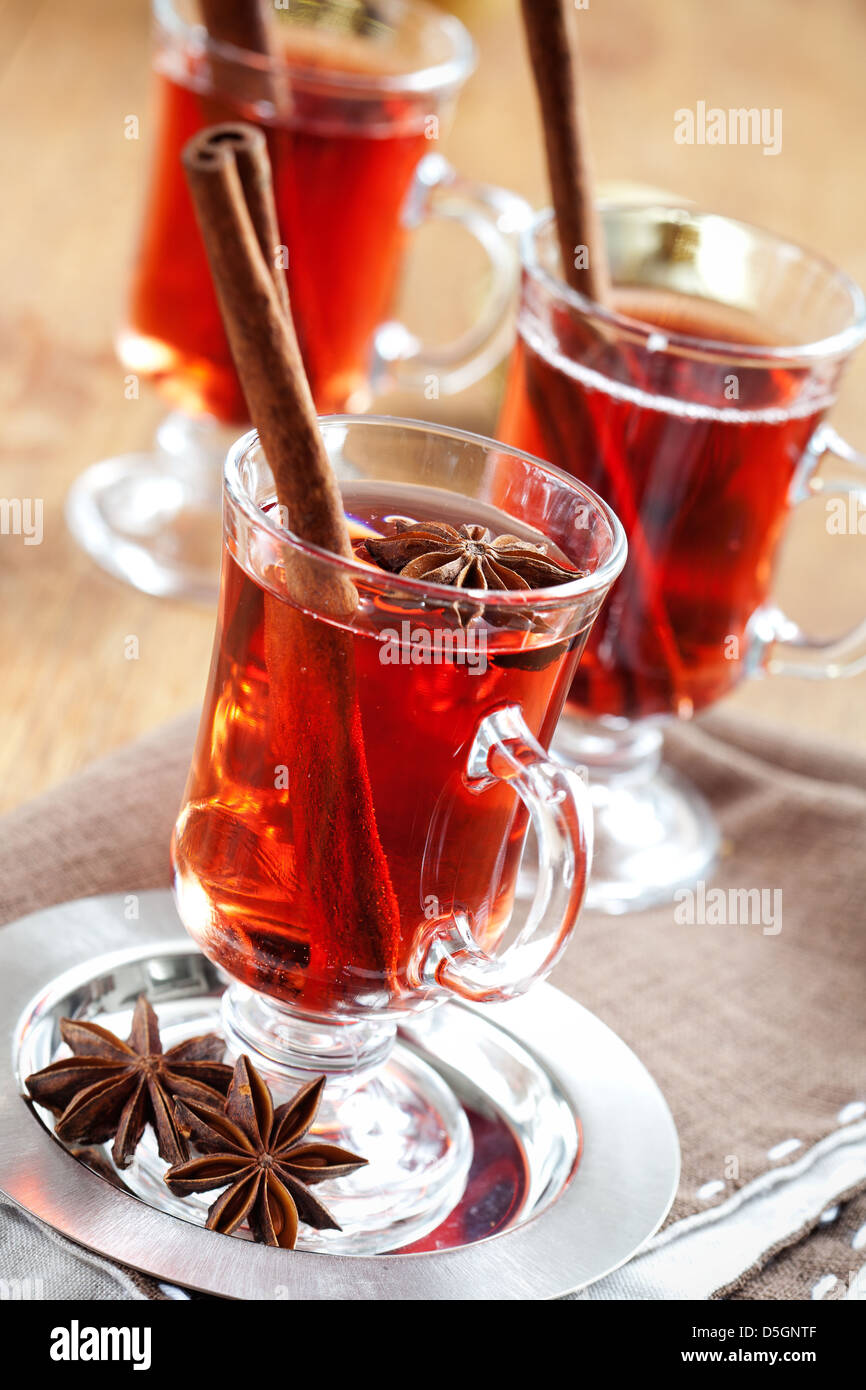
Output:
[519, 0, 610, 303]
[193, 124, 290, 321]
[199, 0, 272, 58]
[199, 1, 283, 112]
[183, 124, 353, 613]
[520, 1, 686, 702]
[182, 123, 401, 1000]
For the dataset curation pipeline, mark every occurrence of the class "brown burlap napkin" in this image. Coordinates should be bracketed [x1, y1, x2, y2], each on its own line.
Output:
[554, 713, 866, 1230]
[1, 708, 864, 1299]
[720, 1188, 866, 1301]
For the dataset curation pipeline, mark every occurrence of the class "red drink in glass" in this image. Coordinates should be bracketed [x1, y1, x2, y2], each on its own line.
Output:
[500, 287, 826, 720]
[123, 28, 429, 418]
[172, 419, 625, 1018]
[174, 490, 581, 1014]
[66, 5, 526, 604]
[496, 204, 866, 913]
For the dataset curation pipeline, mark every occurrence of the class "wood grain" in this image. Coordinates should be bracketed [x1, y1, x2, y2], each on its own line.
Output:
[0, 0, 864, 816]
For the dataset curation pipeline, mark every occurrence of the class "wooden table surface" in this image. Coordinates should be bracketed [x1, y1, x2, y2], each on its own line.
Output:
[1, 0, 865, 817]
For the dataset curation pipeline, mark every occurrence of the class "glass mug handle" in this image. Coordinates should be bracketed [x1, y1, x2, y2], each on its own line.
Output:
[755, 424, 866, 678]
[371, 153, 532, 396]
[409, 705, 593, 1004]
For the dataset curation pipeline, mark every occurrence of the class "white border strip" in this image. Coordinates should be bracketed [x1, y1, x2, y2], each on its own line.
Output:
[572, 1120, 866, 1300]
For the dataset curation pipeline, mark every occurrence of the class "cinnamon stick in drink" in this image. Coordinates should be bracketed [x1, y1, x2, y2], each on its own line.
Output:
[182, 124, 400, 1000]
[519, 0, 685, 702]
[199, 0, 272, 56]
[199, 1, 284, 111]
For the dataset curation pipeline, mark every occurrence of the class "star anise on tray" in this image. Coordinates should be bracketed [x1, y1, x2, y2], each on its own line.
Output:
[24, 995, 233, 1170]
[364, 520, 582, 593]
[165, 1055, 367, 1249]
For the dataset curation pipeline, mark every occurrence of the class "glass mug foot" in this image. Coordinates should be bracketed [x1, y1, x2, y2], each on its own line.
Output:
[118, 987, 471, 1255]
[64, 411, 235, 602]
[553, 716, 719, 915]
[216, 985, 473, 1255]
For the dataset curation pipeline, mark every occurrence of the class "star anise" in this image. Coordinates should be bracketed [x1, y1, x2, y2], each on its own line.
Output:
[165, 1055, 367, 1249]
[24, 995, 233, 1169]
[364, 520, 582, 592]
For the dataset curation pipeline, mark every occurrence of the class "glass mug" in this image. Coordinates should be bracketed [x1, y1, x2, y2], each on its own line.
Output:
[66, 0, 528, 601]
[498, 203, 866, 913]
[171, 417, 626, 1251]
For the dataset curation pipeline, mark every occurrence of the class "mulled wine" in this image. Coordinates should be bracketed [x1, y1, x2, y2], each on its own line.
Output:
[123, 25, 430, 418]
[499, 286, 828, 720]
[173, 483, 587, 1016]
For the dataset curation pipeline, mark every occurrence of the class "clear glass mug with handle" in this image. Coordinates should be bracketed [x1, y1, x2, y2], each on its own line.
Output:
[498, 202, 866, 913]
[66, 0, 529, 602]
[170, 416, 626, 1251]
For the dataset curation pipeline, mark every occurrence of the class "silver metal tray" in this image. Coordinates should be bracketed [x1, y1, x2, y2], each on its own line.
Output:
[0, 892, 679, 1299]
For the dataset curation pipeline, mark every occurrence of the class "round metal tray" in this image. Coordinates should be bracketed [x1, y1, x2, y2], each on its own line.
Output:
[0, 892, 679, 1299]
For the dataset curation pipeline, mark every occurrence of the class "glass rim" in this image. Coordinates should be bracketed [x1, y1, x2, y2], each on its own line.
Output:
[522, 204, 866, 367]
[224, 414, 628, 610]
[154, 0, 476, 98]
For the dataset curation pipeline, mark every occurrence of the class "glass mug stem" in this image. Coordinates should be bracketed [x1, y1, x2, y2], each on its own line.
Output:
[220, 987, 397, 1092]
[410, 705, 593, 1002]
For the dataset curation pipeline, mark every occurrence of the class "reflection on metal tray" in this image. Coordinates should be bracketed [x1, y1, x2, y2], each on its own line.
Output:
[17, 948, 580, 1253]
[0, 892, 679, 1299]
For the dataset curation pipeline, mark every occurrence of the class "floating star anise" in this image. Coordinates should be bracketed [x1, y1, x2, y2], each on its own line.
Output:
[364, 520, 581, 592]
[24, 995, 233, 1170]
[165, 1055, 367, 1249]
